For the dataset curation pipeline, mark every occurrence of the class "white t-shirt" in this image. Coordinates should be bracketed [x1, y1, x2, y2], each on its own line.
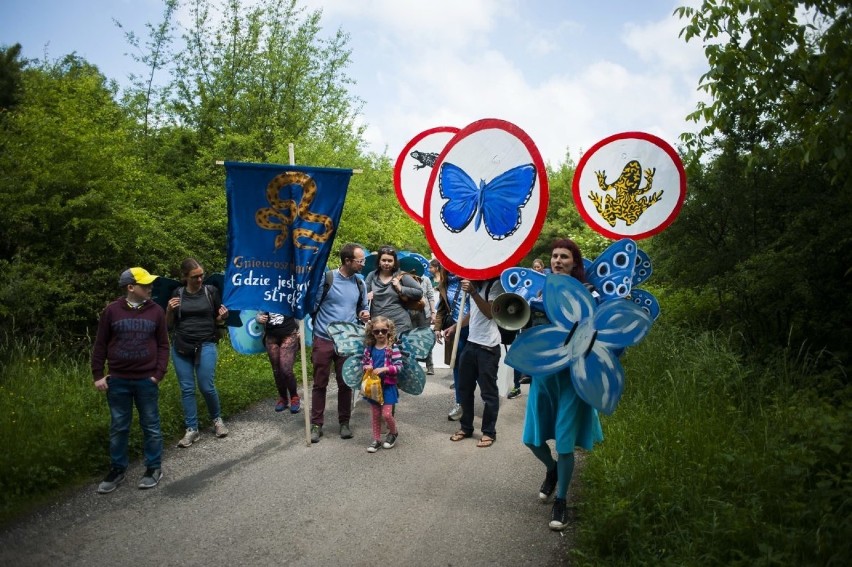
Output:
[466, 279, 504, 347]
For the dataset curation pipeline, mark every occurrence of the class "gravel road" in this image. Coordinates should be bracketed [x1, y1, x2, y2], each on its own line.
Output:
[0, 351, 579, 566]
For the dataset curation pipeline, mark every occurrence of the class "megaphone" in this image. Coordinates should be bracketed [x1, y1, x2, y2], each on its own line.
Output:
[492, 267, 547, 331]
[491, 292, 531, 331]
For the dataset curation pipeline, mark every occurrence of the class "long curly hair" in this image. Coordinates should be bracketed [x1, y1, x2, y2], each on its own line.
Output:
[365, 315, 397, 348]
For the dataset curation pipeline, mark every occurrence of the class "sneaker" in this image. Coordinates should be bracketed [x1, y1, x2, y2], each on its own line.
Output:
[289, 395, 301, 414]
[507, 387, 522, 399]
[383, 433, 398, 449]
[339, 422, 353, 439]
[138, 467, 163, 489]
[367, 440, 381, 453]
[426, 366, 435, 375]
[549, 498, 568, 531]
[310, 424, 323, 443]
[177, 428, 200, 448]
[213, 417, 229, 438]
[447, 403, 462, 421]
[519, 375, 531, 385]
[274, 397, 288, 412]
[97, 467, 126, 494]
[539, 465, 558, 501]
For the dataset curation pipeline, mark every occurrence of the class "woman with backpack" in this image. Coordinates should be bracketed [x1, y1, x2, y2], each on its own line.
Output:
[166, 258, 230, 448]
[364, 246, 423, 337]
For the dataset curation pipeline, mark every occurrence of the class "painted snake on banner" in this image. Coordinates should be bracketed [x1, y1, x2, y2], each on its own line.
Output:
[255, 171, 334, 251]
[588, 160, 663, 227]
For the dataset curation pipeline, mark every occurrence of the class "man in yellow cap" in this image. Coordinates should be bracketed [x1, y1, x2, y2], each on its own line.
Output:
[91, 267, 170, 493]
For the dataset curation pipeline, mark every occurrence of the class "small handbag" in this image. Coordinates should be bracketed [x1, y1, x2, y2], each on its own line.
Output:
[361, 370, 384, 405]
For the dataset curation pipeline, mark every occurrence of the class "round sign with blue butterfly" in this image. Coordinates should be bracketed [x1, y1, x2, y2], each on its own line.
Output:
[424, 118, 549, 280]
[572, 131, 686, 240]
[394, 126, 459, 224]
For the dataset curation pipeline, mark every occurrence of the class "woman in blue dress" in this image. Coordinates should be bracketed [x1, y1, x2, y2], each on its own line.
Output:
[524, 238, 604, 531]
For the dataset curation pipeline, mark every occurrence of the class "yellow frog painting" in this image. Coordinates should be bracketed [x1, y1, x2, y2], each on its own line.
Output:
[588, 160, 663, 227]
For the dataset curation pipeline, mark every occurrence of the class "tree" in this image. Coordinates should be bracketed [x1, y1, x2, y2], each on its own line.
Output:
[0, 56, 186, 337]
[677, 1, 852, 189]
[656, 1, 852, 365]
[0, 43, 25, 112]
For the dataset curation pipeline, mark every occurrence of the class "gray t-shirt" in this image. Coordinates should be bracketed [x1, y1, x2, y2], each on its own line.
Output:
[366, 272, 422, 336]
[172, 285, 219, 343]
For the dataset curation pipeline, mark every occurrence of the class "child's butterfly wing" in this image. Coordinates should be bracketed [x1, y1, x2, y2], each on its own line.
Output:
[228, 310, 265, 354]
[480, 163, 537, 240]
[629, 288, 660, 320]
[632, 249, 653, 287]
[341, 356, 364, 390]
[397, 354, 426, 395]
[439, 162, 479, 233]
[585, 239, 638, 302]
[326, 321, 366, 357]
[398, 327, 436, 360]
[151, 276, 180, 312]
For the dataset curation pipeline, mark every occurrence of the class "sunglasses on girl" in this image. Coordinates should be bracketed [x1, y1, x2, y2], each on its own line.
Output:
[372, 328, 388, 335]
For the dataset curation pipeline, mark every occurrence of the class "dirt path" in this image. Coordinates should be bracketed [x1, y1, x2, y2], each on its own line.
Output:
[0, 364, 580, 566]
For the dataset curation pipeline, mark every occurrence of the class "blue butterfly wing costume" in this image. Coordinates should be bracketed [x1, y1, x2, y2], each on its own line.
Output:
[326, 323, 436, 396]
[582, 239, 638, 302]
[396, 327, 436, 395]
[504, 274, 653, 414]
[439, 162, 536, 240]
[628, 248, 660, 320]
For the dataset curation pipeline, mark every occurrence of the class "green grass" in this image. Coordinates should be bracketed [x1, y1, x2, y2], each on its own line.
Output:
[574, 325, 852, 566]
[0, 333, 295, 524]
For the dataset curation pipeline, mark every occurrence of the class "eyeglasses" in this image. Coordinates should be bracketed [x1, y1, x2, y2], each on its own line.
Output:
[372, 329, 388, 335]
[350, 258, 366, 265]
[379, 247, 395, 254]
[189, 273, 205, 280]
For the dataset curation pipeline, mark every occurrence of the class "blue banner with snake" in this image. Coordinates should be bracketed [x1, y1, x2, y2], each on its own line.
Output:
[223, 161, 353, 319]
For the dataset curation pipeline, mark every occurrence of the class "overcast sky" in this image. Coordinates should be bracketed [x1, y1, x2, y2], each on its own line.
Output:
[2, 0, 708, 166]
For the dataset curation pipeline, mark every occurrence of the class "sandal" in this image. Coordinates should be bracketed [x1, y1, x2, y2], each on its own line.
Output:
[450, 430, 472, 442]
[476, 436, 495, 448]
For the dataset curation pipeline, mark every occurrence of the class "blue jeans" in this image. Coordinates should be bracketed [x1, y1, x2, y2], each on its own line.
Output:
[452, 326, 469, 404]
[458, 342, 501, 438]
[106, 377, 162, 470]
[172, 342, 222, 430]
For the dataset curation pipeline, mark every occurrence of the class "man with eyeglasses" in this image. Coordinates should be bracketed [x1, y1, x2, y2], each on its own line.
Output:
[309, 243, 370, 443]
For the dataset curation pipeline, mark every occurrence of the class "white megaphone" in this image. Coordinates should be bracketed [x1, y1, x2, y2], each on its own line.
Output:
[492, 267, 547, 331]
[491, 292, 531, 331]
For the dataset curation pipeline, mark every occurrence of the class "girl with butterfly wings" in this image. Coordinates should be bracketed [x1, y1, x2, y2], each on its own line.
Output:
[361, 316, 404, 453]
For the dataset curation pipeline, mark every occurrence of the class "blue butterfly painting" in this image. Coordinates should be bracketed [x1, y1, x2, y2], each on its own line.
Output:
[326, 322, 436, 396]
[582, 239, 638, 302]
[439, 162, 536, 240]
[504, 274, 653, 415]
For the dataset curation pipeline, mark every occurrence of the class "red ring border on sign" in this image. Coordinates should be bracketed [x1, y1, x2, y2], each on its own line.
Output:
[393, 126, 460, 225]
[572, 131, 686, 240]
[424, 118, 549, 281]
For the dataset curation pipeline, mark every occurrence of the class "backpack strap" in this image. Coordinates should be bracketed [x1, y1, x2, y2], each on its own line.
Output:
[312, 270, 336, 316]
